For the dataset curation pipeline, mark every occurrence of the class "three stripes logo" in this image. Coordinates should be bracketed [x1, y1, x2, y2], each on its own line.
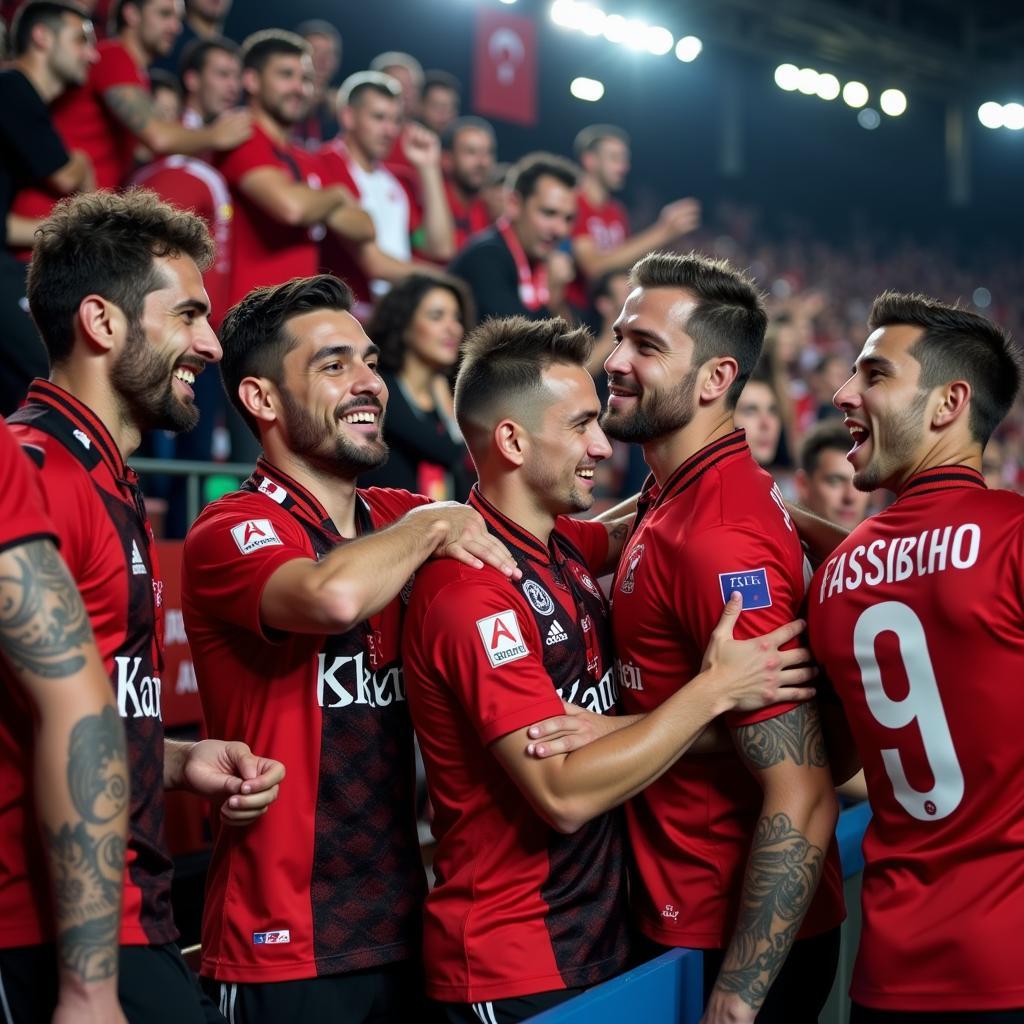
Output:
[545, 618, 568, 646]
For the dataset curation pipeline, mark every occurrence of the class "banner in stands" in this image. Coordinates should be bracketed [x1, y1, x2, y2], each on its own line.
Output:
[473, 7, 538, 126]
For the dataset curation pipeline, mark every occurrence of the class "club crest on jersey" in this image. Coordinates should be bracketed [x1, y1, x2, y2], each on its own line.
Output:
[231, 518, 283, 555]
[476, 610, 529, 668]
[619, 544, 644, 594]
[522, 579, 555, 616]
[252, 930, 290, 945]
[576, 570, 600, 597]
[718, 567, 772, 610]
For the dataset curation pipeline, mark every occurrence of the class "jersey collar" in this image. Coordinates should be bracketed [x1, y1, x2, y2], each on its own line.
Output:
[469, 485, 556, 565]
[895, 464, 986, 502]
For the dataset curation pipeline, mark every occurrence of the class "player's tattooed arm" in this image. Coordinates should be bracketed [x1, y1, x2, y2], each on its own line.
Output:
[0, 538, 128, 1016]
[703, 703, 837, 1022]
[103, 84, 155, 136]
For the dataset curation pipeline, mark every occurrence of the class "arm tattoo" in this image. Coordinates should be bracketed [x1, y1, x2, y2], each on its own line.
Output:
[608, 521, 630, 544]
[104, 85, 155, 135]
[736, 702, 827, 769]
[45, 706, 128, 983]
[0, 539, 93, 678]
[714, 813, 825, 1009]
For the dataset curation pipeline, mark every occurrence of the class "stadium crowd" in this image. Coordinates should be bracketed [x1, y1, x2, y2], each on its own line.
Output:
[2, 2, 1024, 1024]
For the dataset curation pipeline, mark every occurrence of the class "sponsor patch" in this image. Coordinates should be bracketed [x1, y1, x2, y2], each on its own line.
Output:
[130, 539, 148, 576]
[476, 610, 529, 668]
[545, 619, 569, 646]
[619, 543, 644, 594]
[522, 579, 555, 615]
[231, 518, 283, 555]
[252, 930, 290, 945]
[258, 477, 288, 504]
[718, 567, 772, 610]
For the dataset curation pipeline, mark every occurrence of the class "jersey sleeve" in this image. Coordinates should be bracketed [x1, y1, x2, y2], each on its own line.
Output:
[182, 501, 313, 639]
[419, 576, 566, 745]
[555, 516, 610, 577]
[94, 45, 145, 93]
[217, 132, 278, 187]
[674, 523, 804, 729]
[0, 423, 56, 553]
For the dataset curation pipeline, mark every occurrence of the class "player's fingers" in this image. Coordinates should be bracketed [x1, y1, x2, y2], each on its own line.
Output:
[777, 646, 813, 669]
[526, 735, 582, 758]
[777, 665, 818, 687]
[456, 536, 521, 579]
[226, 785, 280, 814]
[710, 591, 743, 638]
[527, 716, 575, 739]
[240, 760, 286, 794]
[761, 616, 806, 649]
[773, 685, 816, 704]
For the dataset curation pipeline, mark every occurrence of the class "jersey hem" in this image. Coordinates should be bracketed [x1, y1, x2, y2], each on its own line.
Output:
[200, 939, 412, 983]
[852, 985, 1024, 1012]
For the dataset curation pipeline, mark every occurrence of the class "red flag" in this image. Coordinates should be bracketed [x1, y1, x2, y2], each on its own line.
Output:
[472, 8, 537, 127]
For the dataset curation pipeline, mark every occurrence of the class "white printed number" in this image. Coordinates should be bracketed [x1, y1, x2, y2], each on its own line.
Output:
[853, 601, 964, 822]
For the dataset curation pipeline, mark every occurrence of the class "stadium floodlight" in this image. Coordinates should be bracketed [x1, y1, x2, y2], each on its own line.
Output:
[621, 18, 651, 50]
[577, 4, 606, 35]
[602, 13, 629, 43]
[843, 81, 869, 108]
[551, 0, 580, 28]
[498, 0, 518, 5]
[774, 63, 800, 90]
[797, 67, 819, 95]
[880, 88, 907, 116]
[645, 25, 674, 55]
[815, 73, 840, 101]
[675, 35, 702, 62]
[1002, 102, 1024, 130]
[973, 287, 992, 309]
[857, 107, 881, 130]
[978, 101, 1005, 129]
[571, 76, 605, 101]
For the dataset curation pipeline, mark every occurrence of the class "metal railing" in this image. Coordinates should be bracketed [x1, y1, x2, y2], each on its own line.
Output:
[131, 457, 256, 526]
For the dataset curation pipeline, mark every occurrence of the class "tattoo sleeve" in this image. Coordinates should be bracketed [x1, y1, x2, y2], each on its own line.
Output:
[714, 704, 830, 1010]
[104, 85, 155, 135]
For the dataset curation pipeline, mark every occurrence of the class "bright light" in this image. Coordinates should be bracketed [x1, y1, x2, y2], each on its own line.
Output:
[815, 73, 840, 101]
[843, 81, 869, 108]
[551, 0, 580, 28]
[498, 0, 518, 4]
[621, 18, 651, 50]
[675, 35, 702, 62]
[577, 4, 606, 35]
[602, 13, 628, 43]
[973, 287, 992, 309]
[880, 88, 907, 116]
[645, 25, 674, 55]
[857, 107, 881, 130]
[1003, 102, 1024, 129]
[978, 101, 1005, 129]
[570, 76, 605, 101]
[774, 63, 799, 91]
[797, 67, 819, 95]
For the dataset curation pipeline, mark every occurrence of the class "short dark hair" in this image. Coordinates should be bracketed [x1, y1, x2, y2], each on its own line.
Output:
[868, 290, 1022, 445]
[295, 18, 340, 47]
[179, 34, 239, 81]
[11, 0, 87, 56]
[507, 152, 579, 201]
[799, 418, 853, 476]
[149, 67, 181, 100]
[590, 267, 631, 306]
[423, 68, 460, 99]
[367, 273, 474, 375]
[629, 251, 768, 407]
[455, 317, 593, 442]
[111, 0, 152, 33]
[240, 29, 309, 74]
[219, 274, 354, 438]
[338, 70, 400, 108]
[27, 189, 214, 366]
[441, 115, 495, 153]
[573, 123, 630, 160]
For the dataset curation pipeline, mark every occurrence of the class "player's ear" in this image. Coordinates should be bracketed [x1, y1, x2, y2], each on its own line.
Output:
[237, 376, 278, 427]
[76, 294, 120, 355]
[932, 379, 971, 429]
[701, 356, 738, 404]
[494, 418, 526, 467]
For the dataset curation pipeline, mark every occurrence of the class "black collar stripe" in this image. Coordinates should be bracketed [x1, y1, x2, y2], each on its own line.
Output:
[254, 457, 331, 524]
[469, 487, 550, 562]
[28, 380, 125, 479]
[656, 430, 749, 509]
[900, 466, 986, 495]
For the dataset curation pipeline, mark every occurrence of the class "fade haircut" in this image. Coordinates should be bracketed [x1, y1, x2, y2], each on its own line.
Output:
[799, 418, 855, 476]
[629, 251, 768, 407]
[868, 290, 1022, 445]
[27, 189, 213, 366]
[12, 0, 88, 56]
[240, 29, 309, 74]
[338, 70, 399, 109]
[219, 274, 354, 438]
[573, 123, 630, 160]
[455, 317, 593, 446]
[179, 34, 239, 80]
[506, 152, 578, 201]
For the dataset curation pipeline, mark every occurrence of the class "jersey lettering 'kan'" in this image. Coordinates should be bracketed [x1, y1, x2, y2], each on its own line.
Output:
[1, 381, 175, 948]
[403, 487, 629, 1003]
[808, 465, 1024, 1013]
[182, 459, 428, 982]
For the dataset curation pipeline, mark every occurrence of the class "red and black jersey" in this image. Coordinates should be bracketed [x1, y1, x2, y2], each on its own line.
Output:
[566, 192, 629, 310]
[808, 466, 1024, 1012]
[0, 416, 56, 551]
[611, 430, 844, 948]
[1, 382, 175, 949]
[403, 488, 629, 1003]
[182, 458, 430, 983]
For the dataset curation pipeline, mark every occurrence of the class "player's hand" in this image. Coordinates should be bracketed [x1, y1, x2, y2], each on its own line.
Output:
[700, 592, 816, 712]
[53, 985, 128, 1024]
[700, 989, 758, 1024]
[658, 197, 701, 239]
[208, 108, 253, 150]
[181, 740, 285, 824]
[525, 701, 632, 757]
[412, 502, 522, 579]
[402, 122, 441, 168]
[546, 249, 576, 292]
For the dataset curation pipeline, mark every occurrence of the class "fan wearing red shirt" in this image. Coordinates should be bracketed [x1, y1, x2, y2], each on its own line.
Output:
[402, 316, 819, 1024]
[217, 31, 372, 308]
[601, 252, 844, 1024]
[2, 190, 284, 1024]
[180, 274, 522, 1024]
[440, 116, 496, 253]
[568, 125, 700, 313]
[808, 293, 1024, 1023]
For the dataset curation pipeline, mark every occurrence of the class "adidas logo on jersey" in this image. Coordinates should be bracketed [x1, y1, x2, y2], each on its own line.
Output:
[130, 539, 147, 576]
[545, 619, 568, 646]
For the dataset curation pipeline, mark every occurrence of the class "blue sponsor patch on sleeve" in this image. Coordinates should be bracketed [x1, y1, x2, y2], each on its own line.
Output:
[718, 567, 772, 610]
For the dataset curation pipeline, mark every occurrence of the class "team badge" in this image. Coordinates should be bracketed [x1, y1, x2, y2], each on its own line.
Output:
[576, 569, 600, 596]
[718, 567, 772, 610]
[619, 544, 644, 594]
[476, 610, 529, 668]
[231, 519, 283, 555]
[522, 579, 555, 615]
[258, 478, 288, 504]
[252, 930, 290, 945]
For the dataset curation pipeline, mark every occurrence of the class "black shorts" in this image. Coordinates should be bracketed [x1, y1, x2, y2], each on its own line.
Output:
[437, 987, 586, 1024]
[200, 961, 425, 1024]
[852, 1005, 1024, 1024]
[0, 942, 222, 1024]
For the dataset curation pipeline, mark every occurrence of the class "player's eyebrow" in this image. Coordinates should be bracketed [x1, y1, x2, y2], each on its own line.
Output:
[171, 297, 210, 317]
[308, 344, 381, 368]
[854, 354, 896, 374]
[566, 407, 600, 426]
